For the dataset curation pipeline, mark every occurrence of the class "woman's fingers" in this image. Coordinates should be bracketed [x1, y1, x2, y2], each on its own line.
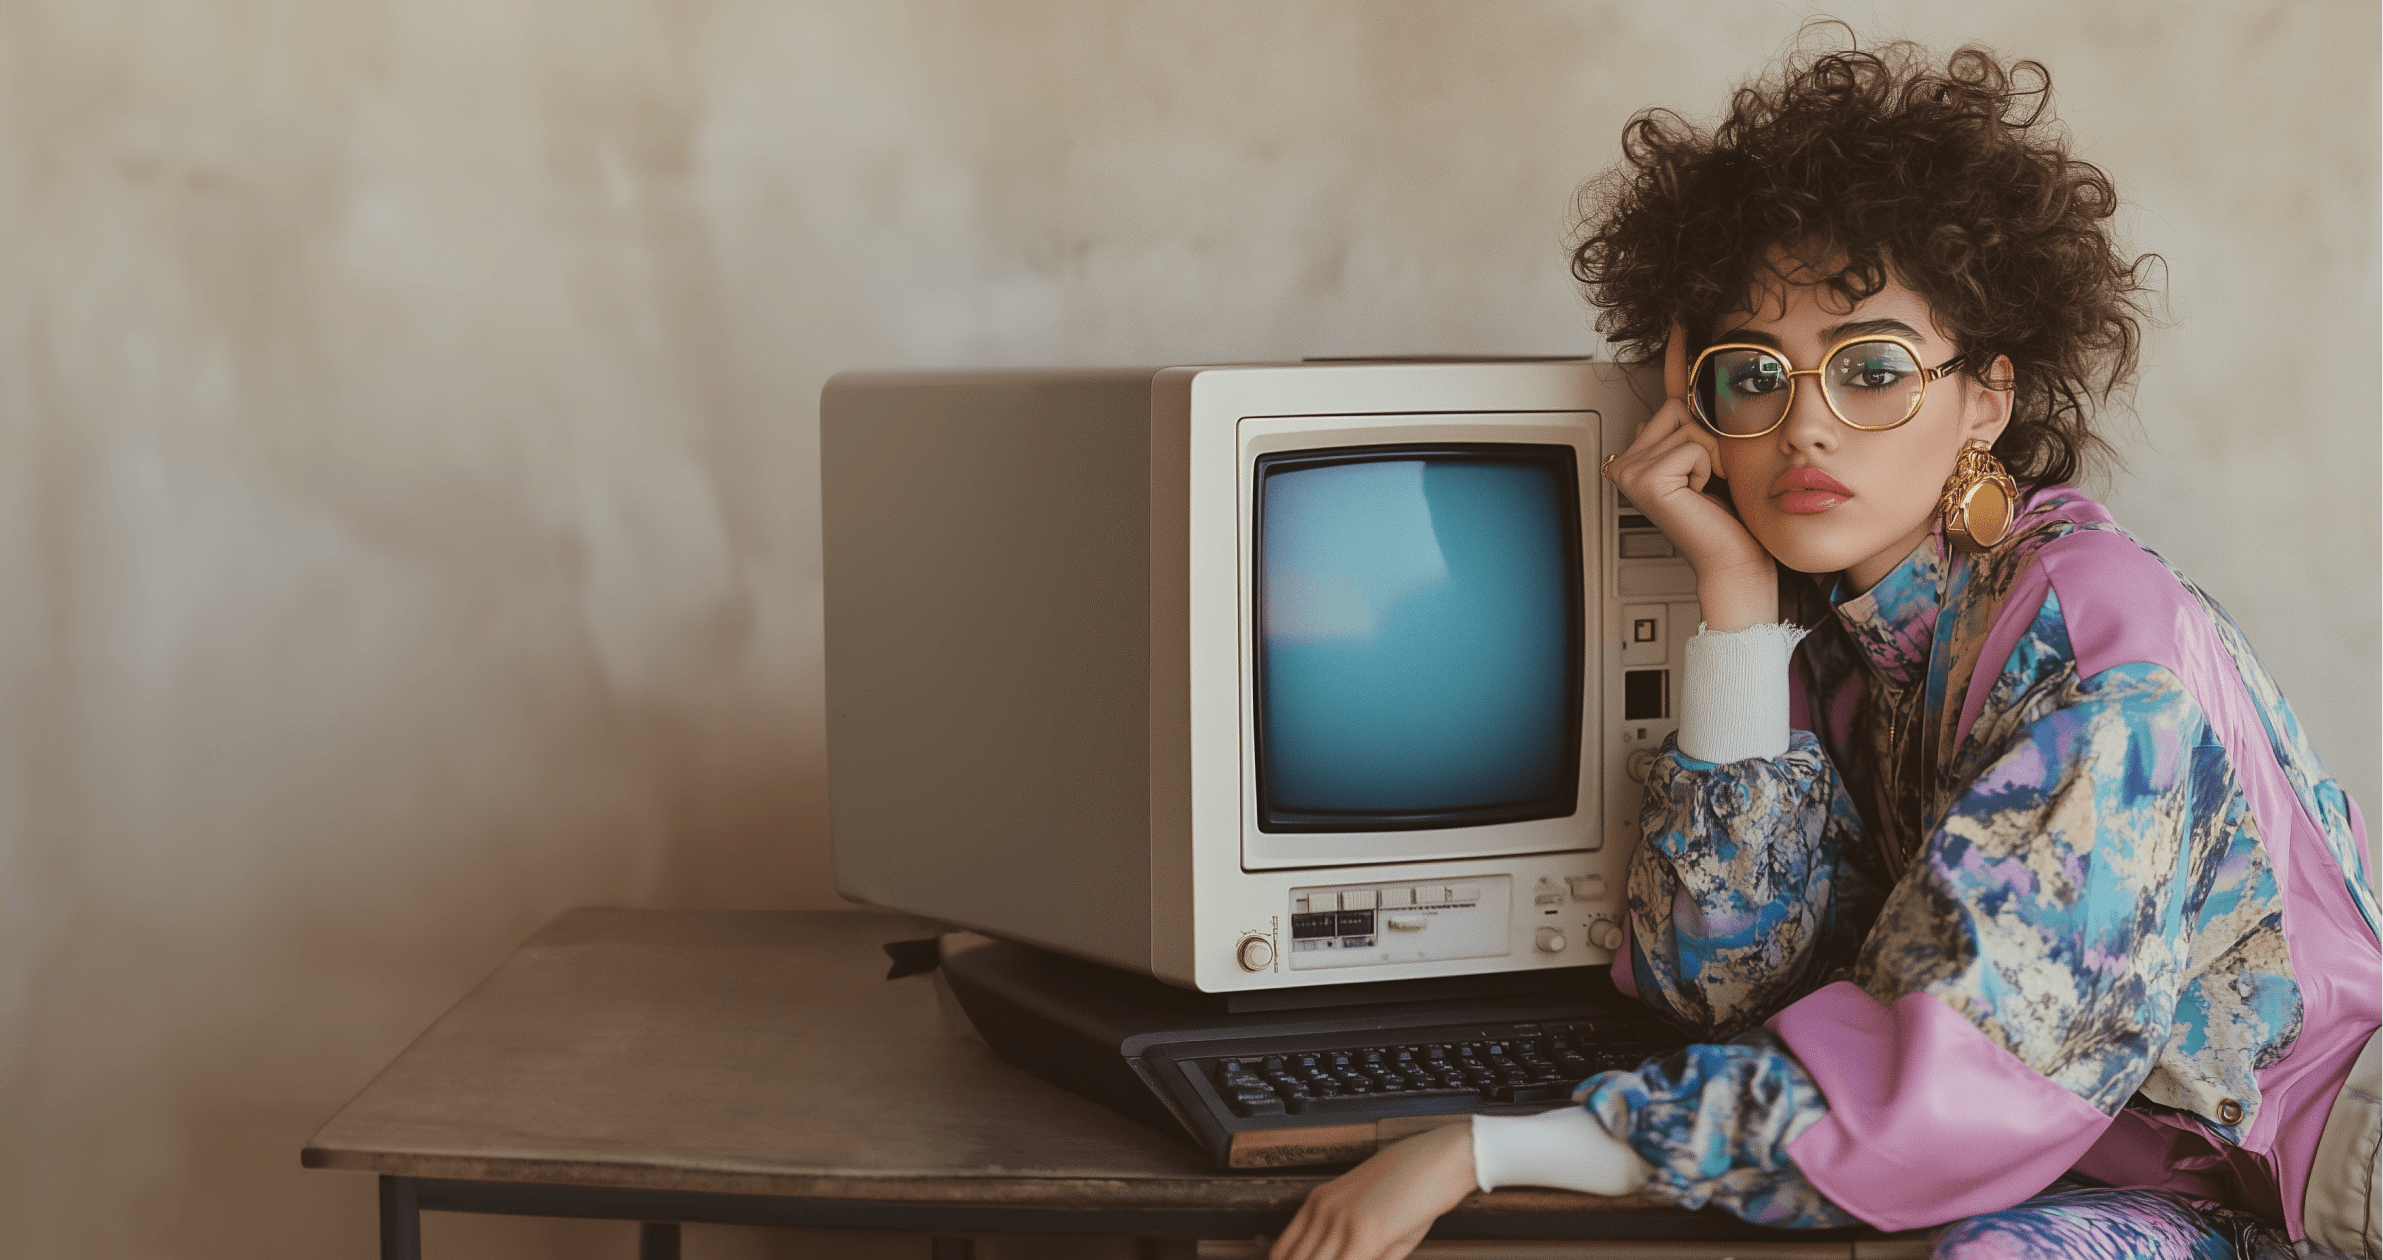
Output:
[1635, 395, 1690, 445]
[1611, 414, 1713, 496]
[1269, 1125, 1476, 1260]
[1671, 415, 1724, 493]
[1268, 1202, 1319, 1259]
[1273, 1190, 1378, 1260]
[1269, 1210, 1337, 1260]
[1606, 395, 1693, 482]
[1664, 319, 1691, 402]
[1272, 1194, 1356, 1260]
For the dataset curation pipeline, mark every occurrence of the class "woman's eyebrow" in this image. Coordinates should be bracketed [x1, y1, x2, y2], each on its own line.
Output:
[1824, 318, 1928, 343]
[1707, 319, 1926, 352]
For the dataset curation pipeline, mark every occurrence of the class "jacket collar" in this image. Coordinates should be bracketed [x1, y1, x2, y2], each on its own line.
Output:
[1829, 529, 1949, 687]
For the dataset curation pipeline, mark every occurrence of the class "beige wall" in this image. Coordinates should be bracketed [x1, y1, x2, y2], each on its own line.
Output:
[1, 2, 2372, 1256]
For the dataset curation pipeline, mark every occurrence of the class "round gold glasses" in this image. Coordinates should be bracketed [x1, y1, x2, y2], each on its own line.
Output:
[1689, 335, 1971, 438]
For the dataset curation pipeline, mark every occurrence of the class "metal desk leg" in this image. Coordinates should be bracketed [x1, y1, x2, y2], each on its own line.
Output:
[638, 1222, 681, 1260]
[929, 1239, 974, 1260]
[378, 1177, 421, 1260]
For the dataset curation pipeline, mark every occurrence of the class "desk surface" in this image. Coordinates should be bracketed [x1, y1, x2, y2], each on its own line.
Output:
[302, 908, 1722, 1225]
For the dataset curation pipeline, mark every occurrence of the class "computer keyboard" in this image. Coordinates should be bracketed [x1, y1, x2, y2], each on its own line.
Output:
[937, 931, 1691, 1170]
[1140, 1013, 1688, 1166]
[1167, 1016, 1680, 1117]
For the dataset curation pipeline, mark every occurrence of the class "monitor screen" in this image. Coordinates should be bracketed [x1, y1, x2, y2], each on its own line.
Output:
[1254, 443, 1583, 832]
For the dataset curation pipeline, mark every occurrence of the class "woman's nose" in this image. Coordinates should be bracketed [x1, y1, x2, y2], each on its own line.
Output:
[1776, 379, 1840, 453]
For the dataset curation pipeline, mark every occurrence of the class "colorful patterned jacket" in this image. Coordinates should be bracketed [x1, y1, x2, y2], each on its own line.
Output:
[1589, 485, 2381, 1238]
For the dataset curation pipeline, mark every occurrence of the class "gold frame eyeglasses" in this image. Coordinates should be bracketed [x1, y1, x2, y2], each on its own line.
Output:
[1688, 334, 1971, 438]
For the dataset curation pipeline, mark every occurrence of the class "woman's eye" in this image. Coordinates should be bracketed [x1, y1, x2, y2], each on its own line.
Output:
[1728, 362, 1786, 394]
[1838, 358, 1908, 390]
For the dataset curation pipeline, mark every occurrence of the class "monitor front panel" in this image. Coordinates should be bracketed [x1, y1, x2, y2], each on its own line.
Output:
[1156, 359, 1673, 992]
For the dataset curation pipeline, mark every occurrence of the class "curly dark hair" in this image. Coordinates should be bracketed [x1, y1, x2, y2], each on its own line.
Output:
[1570, 31, 2158, 489]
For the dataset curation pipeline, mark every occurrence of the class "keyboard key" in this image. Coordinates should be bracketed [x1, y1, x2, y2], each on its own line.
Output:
[1226, 1086, 1287, 1116]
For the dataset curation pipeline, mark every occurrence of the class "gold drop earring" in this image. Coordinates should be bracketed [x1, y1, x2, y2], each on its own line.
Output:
[1938, 439, 2018, 553]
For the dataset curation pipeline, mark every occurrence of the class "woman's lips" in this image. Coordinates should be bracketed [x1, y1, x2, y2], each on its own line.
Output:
[1771, 468, 1854, 515]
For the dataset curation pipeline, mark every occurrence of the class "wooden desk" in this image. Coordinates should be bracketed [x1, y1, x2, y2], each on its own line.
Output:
[303, 909, 1910, 1258]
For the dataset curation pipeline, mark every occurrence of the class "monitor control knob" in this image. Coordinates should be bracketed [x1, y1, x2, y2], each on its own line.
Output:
[1236, 935, 1275, 972]
[1533, 927, 1567, 954]
[1587, 920, 1624, 951]
[1626, 749, 1659, 783]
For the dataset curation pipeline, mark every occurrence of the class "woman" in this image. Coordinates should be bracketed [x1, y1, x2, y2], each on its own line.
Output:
[1270, 38, 2380, 1260]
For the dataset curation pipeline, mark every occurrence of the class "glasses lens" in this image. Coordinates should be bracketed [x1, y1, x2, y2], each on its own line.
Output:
[1695, 348, 1791, 435]
[1822, 340, 1926, 428]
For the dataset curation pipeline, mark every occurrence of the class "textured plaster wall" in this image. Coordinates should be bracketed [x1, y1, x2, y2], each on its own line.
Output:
[0, 2, 2372, 1257]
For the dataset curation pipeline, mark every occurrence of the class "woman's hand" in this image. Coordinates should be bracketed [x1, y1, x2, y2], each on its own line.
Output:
[1602, 324, 1778, 630]
[1268, 1121, 1478, 1260]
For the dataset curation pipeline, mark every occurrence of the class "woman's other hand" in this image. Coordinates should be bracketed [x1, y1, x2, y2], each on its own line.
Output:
[1602, 324, 1779, 629]
[1268, 1121, 1478, 1260]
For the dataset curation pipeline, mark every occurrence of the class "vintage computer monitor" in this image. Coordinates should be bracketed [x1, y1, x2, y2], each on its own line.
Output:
[823, 358, 1697, 996]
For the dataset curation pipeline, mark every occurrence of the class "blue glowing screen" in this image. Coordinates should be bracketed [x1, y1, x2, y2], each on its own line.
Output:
[1255, 446, 1580, 830]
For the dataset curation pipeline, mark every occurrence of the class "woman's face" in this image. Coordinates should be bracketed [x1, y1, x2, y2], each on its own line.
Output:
[1711, 275, 2013, 592]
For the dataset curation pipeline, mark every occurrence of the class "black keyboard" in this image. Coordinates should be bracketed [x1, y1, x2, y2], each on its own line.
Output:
[1142, 1014, 1687, 1166]
[1175, 1018, 1680, 1117]
[939, 931, 1690, 1170]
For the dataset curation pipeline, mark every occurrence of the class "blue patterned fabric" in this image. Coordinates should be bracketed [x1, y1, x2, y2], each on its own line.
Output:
[1930, 1180, 2259, 1259]
[1577, 489, 2374, 1230]
[1573, 1029, 1857, 1227]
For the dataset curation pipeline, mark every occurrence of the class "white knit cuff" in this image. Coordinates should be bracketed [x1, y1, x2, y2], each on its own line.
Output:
[1470, 1108, 1652, 1196]
[1676, 621, 1807, 765]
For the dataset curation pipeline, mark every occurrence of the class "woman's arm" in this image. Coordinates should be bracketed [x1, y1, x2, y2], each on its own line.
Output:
[1588, 653, 2228, 1233]
[1272, 331, 1814, 1259]
[1601, 325, 1780, 632]
[1621, 645, 1882, 1040]
[1268, 1091, 1658, 1260]
[1591, 326, 1877, 1035]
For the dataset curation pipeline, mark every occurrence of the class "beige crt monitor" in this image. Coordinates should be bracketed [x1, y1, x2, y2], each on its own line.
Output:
[824, 358, 1697, 994]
